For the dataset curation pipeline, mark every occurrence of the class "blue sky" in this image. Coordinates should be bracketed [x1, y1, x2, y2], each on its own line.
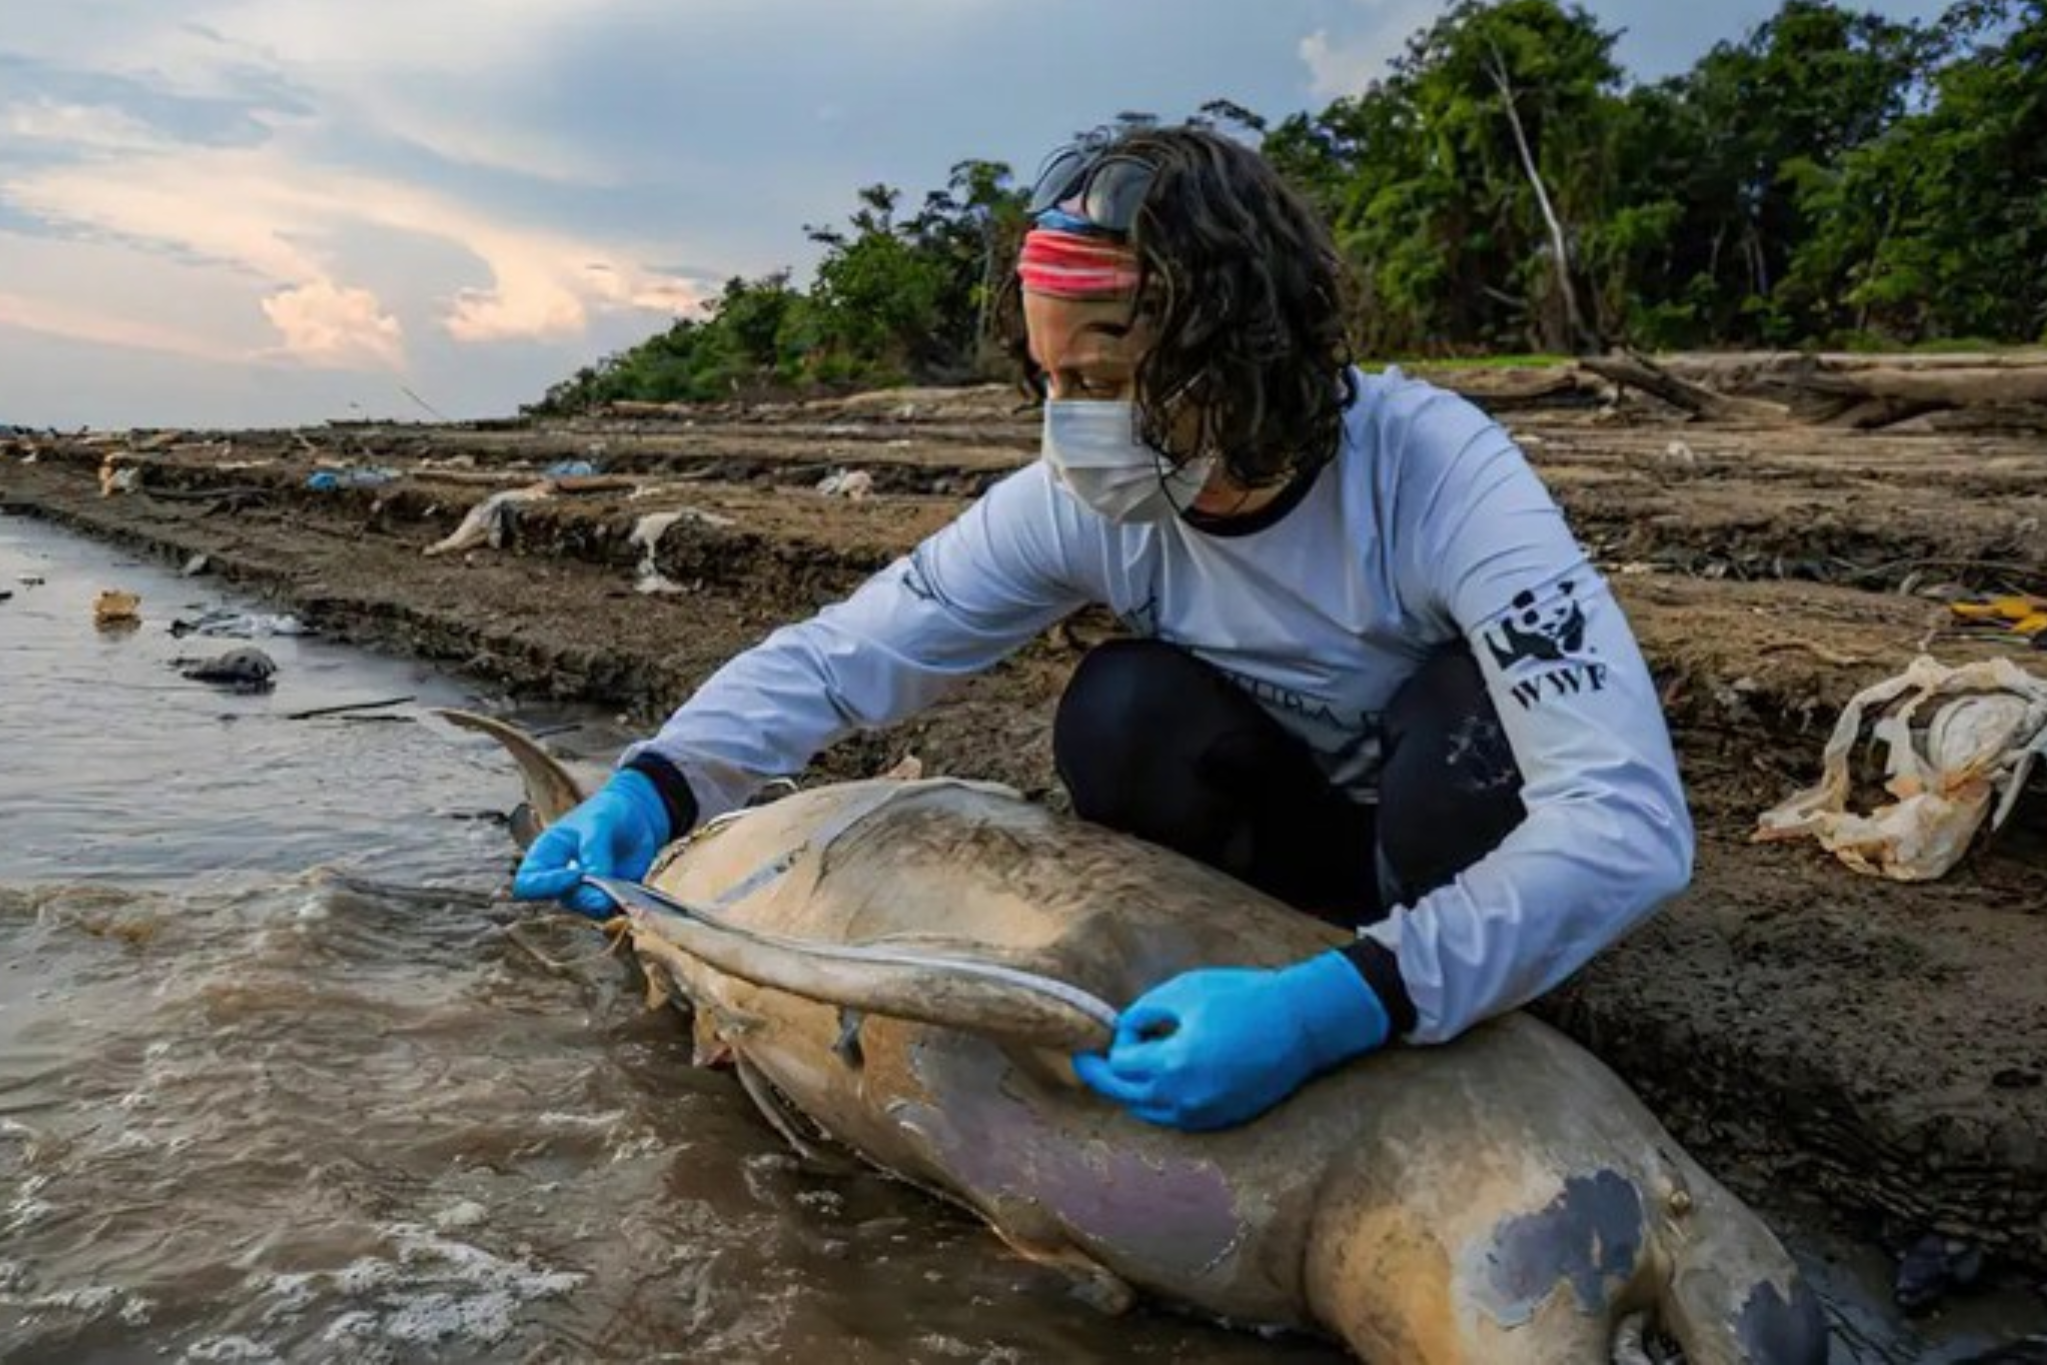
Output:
[0, 0, 1953, 429]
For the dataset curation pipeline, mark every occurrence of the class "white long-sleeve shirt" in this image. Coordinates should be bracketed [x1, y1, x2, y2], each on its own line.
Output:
[624, 367, 1693, 1043]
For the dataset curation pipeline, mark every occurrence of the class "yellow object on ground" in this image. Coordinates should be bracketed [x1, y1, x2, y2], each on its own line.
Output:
[93, 589, 141, 629]
[1951, 595, 2047, 628]
[1949, 595, 2047, 648]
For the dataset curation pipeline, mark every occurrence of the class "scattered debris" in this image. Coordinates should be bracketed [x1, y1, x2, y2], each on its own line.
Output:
[1756, 655, 2047, 880]
[423, 485, 552, 558]
[628, 508, 735, 595]
[0, 590, 12, 604]
[18, 576, 44, 587]
[284, 695, 414, 721]
[99, 462, 140, 497]
[549, 474, 642, 495]
[169, 609, 310, 640]
[93, 589, 141, 630]
[181, 554, 210, 578]
[1580, 350, 1791, 424]
[306, 466, 399, 491]
[816, 468, 874, 501]
[543, 458, 599, 479]
[177, 647, 278, 693]
[1952, 594, 2047, 649]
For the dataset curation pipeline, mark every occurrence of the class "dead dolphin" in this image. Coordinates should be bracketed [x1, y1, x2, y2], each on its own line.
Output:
[444, 708, 1826, 1364]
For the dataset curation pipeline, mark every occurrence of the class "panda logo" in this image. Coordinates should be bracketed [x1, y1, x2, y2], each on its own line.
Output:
[1484, 579, 1590, 671]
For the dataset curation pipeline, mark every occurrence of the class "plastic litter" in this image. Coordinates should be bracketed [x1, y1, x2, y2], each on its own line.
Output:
[307, 467, 399, 491]
[1951, 594, 2047, 650]
[628, 508, 734, 595]
[816, 468, 874, 501]
[423, 485, 551, 558]
[169, 609, 310, 640]
[1756, 655, 2047, 881]
[544, 459, 599, 479]
[93, 590, 141, 630]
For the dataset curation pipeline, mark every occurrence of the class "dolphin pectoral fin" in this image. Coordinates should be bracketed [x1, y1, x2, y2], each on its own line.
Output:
[733, 1054, 864, 1177]
[986, 1216, 1136, 1316]
[432, 709, 592, 828]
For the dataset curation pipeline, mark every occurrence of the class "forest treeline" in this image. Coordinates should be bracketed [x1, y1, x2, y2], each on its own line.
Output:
[530, 0, 2044, 414]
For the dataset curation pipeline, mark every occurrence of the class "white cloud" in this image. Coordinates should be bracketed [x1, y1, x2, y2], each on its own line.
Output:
[3, 99, 168, 154]
[260, 280, 405, 367]
[1, 72, 706, 368]
[1299, 0, 1443, 101]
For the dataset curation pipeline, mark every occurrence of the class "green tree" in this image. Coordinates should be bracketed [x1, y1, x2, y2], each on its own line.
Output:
[1274, 0, 1627, 355]
[531, 0, 2047, 414]
[1672, 0, 1928, 340]
[1788, 0, 2046, 342]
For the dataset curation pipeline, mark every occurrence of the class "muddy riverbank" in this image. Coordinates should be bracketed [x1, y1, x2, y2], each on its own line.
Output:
[7, 373, 2047, 1317]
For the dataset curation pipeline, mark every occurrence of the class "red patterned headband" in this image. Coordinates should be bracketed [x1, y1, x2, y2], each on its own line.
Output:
[1016, 228, 1140, 298]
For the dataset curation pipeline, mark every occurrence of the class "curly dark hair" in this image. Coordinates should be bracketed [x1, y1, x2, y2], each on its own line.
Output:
[1001, 125, 1358, 491]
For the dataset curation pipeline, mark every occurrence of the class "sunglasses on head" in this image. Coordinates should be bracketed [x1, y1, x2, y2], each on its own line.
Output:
[1027, 137, 1157, 236]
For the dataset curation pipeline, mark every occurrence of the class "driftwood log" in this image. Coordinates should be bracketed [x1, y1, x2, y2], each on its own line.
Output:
[1579, 351, 1793, 423]
[1577, 350, 2047, 431]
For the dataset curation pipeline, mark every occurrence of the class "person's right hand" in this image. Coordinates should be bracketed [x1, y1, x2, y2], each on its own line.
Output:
[511, 770, 672, 917]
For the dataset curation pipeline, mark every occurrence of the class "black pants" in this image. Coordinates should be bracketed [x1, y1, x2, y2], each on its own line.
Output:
[1053, 639, 1526, 929]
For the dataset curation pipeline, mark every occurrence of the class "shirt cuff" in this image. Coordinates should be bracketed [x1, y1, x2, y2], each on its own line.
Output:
[621, 751, 700, 838]
[1338, 937, 1418, 1040]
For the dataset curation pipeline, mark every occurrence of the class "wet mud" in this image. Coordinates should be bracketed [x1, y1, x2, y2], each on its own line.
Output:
[7, 373, 2047, 1314]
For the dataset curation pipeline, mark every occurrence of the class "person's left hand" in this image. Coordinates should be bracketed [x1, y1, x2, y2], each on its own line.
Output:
[1071, 951, 1391, 1131]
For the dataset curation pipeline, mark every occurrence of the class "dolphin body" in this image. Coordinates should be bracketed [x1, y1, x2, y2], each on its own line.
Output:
[444, 709, 1825, 1365]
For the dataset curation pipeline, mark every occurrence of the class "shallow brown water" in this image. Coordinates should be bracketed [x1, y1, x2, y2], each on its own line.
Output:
[1, 513, 2042, 1364]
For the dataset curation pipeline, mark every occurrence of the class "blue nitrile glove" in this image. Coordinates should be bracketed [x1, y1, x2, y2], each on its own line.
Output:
[511, 770, 671, 918]
[1072, 951, 1391, 1131]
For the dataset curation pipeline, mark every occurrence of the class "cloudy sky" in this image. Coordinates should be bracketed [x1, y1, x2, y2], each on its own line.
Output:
[0, 0, 1952, 430]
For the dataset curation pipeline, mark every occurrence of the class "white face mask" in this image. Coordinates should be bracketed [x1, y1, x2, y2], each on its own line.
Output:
[1041, 400, 1215, 524]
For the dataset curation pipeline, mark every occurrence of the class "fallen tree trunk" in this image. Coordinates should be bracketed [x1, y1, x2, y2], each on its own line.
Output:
[1806, 365, 2047, 409]
[1426, 368, 1606, 412]
[1790, 352, 2047, 373]
[1923, 404, 2047, 435]
[1578, 351, 1792, 423]
[1598, 353, 2047, 428]
[603, 400, 694, 420]
[1772, 363, 2047, 429]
